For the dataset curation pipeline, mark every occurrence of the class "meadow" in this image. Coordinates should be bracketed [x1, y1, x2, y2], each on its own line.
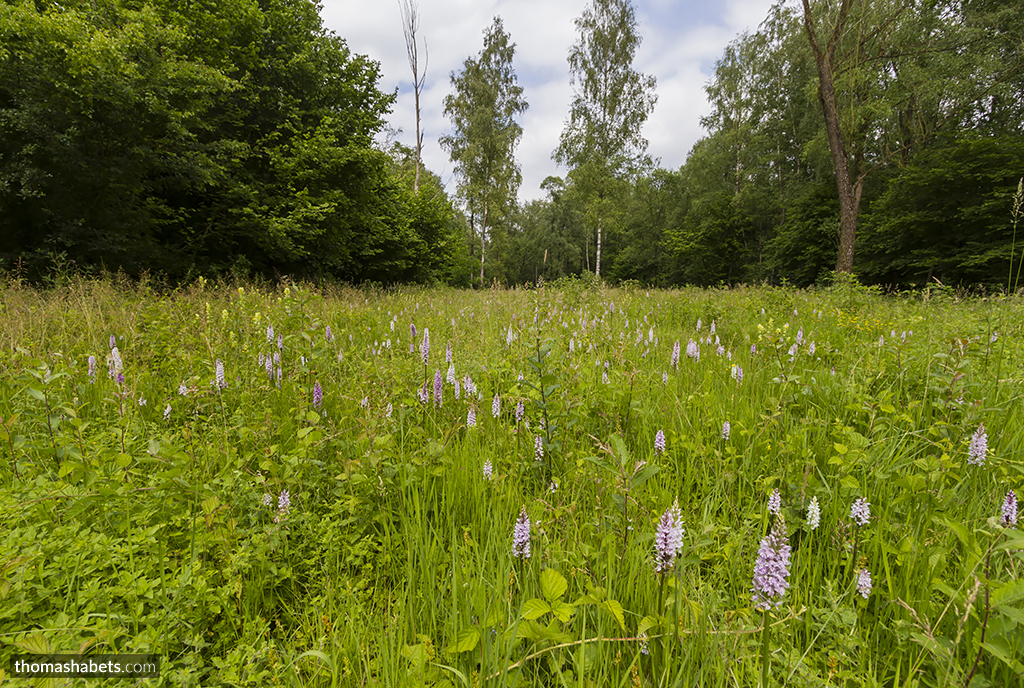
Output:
[0, 276, 1021, 687]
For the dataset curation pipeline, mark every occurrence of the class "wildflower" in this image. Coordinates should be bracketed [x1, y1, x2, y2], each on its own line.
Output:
[274, 489, 291, 523]
[751, 343, 757, 355]
[163, 403, 171, 421]
[262, 493, 273, 507]
[767, 488, 781, 515]
[467, 406, 476, 427]
[602, 370, 609, 385]
[138, 396, 146, 406]
[421, 328, 430, 364]
[808, 341, 816, 356]
[277, 333, 283, 350]
[312, 380, 323, 410]
[506, 326, 516, 346]
[386, 402, 393, 418]
[108, 347, 123, 379]
[1002, 489, 1017, 527]
[110, 334, 117, 349]
[454, 379, 461, 399]
[696, 318, 702, 331]
[516, 400, 525, 423]
[850, 497, 871, 526]
[722, 421, 731, 441]
[731, 365, 743, 383]
[464, 375, 477, 397]
[266, 324, 274, 343]
[534, 436, 544, 462]
[87, 355, 96, 382]
[492, 394, 500, 419]
[788, 343, 798, 358]
[446, 341, 452, 364]
[856, 568, 872, 599]
[433, 369, 443, 406]
[483, 458, 493, 480]
[968, 424, 987, 465]
[215, 359, 227, 389]
[418, 381, 429, 405]
[512, 508, 531, 559]
[654, 429, 666, 455]
[671, 340, 680, 368]
[796, 328, 804, 345]
[654, 499, 685, 573]
[710, 321, 716, 335]
[751, 519, 792, 610]
[686, 339, 699, 361]
[179, 382, 188, 396]
[325, 325, 333, 342]
[410, 323, 416, 339]
[806, 497, 821, 530]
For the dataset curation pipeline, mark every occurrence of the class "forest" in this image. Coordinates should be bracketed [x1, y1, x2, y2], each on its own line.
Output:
[1, 0, 1022, 288]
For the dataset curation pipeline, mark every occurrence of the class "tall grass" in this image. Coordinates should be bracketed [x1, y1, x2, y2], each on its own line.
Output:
[0, 277, 1022, 687]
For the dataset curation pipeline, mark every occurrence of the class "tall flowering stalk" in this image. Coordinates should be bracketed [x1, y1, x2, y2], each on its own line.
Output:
[512, 507, 530, 559]
[654, 499, 684, 574]
[421, 328, 431, 366]
[1002, 489, 1018, 528]
[654, 429, 666, 456]
[752, 512, 791, 688]
[312, 380, 323, 410]
[968, 424, 988, 465]
[806, 497, 821, 531]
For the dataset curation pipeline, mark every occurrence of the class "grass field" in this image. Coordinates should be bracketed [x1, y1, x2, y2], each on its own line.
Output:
[0, 276, 1022, 687]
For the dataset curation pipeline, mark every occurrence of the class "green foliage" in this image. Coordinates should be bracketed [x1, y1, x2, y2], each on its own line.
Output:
[859, 136, 1024, 287]
[441, 16, 528, 287]
[0, 0, 458, 284]
[2, 211, 1024, 685]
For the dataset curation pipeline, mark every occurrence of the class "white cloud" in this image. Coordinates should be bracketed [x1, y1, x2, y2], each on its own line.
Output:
[320, 0, 779, 203]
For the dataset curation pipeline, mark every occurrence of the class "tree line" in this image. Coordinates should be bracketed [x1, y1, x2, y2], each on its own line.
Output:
[2, 0, 1022, 288]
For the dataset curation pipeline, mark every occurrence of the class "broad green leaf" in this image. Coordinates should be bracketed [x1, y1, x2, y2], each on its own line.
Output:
[540, 568, 567, 602]
[602, 599, 625, 630]
[521, 598, 551, 620]
[444, 627, 480, 654]
[550, 599, 575, 622]
[637, 615, 659, 636]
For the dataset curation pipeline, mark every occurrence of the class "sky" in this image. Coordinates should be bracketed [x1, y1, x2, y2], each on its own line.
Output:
[319, 0, 779, 203]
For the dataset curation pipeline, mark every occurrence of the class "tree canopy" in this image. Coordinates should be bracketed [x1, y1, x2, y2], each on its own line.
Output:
[0, 0, 459, 283]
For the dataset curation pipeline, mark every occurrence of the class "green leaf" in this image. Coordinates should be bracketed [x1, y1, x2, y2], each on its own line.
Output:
[833, 442, 848, 455]
[521, 598, 551, 620]
[540, 568, 568, 602]
[637, 615, 659, 636]
[602, 599, 625, 631]
[550, 599, 575, 622]
[839, 475, 860, 490]
[444, 627, 480, 654]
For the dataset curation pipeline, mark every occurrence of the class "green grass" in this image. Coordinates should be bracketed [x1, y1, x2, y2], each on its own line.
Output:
[0, 277, 1022, 687]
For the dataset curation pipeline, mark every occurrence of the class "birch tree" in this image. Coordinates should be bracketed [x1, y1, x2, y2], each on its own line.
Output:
[440, 17, 528, 286]
[554, 0, 656, 278]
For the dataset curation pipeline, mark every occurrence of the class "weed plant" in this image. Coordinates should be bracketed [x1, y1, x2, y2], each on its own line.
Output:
[0, 277, 1022, 687]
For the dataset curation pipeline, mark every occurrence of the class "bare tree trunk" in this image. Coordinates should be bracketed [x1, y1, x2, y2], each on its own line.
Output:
[479, 203, 489, 287]
[801, 0, 860, 274]
[595, 212, 602, 278]
[399, 0, 427, 193]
